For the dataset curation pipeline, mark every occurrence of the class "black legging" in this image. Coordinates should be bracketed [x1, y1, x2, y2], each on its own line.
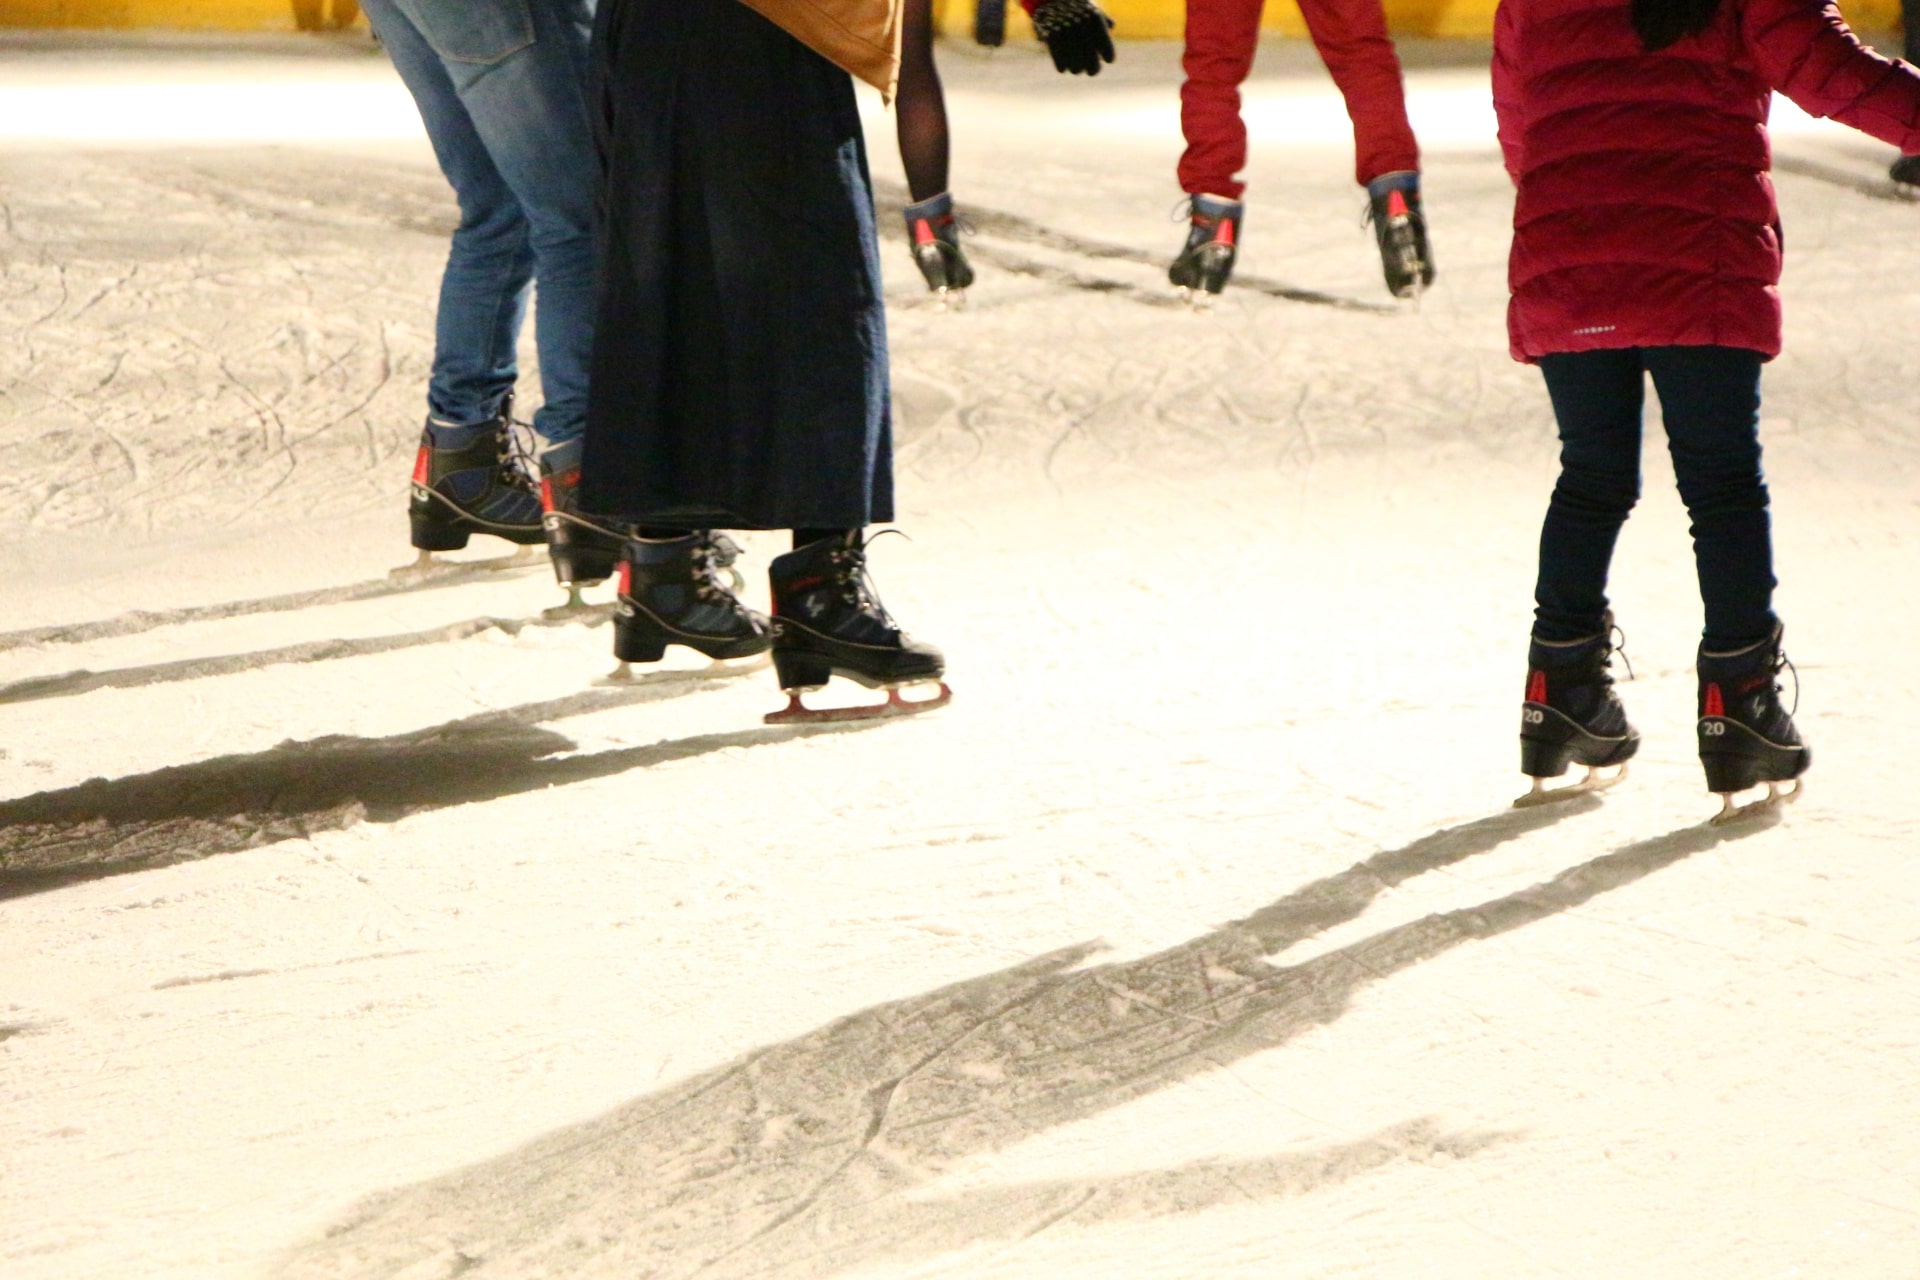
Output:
[896, 0, 951, 202]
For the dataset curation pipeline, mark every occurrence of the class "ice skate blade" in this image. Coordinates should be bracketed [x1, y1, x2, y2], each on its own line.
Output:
[1513, 761, 1628, 808]
[933, 286, 967, 313]
[598, 653, 770, 687]
[1177, 285, 1218, 312]
[764, 680, 952, 726]
[389, 546, 541, 583]
[542, 584, 608, 622]
[1709, 778, 1803, 827]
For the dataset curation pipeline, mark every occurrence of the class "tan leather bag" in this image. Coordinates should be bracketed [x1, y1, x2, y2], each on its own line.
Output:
[734, 0, 904, 101]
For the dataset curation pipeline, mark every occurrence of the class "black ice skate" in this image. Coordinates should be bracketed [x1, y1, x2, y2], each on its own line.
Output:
[1169, 194, 1242, 306]
[610, 532, 773, 676]
[1891, 153, 1920, 187]
[1516, 620, 1639, 806]
[539, 447, 630, 618]
[1697, 624, 1809, 824]
[1365, 172, 1435, 301]
[903, 192, 975, 308]
[399, 402, 545, 579]
[765, 531, 950, 724]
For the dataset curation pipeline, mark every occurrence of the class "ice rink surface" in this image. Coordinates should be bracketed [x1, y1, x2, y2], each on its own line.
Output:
[3, 30, 1918, 1279]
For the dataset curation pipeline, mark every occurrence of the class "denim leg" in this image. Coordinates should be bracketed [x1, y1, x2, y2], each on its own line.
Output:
[1643, 346, 1776, 650]
[362, 0, 534, 429]
[1534, 350, 1647, 642]
[427, 0, 596, 448]
[363, 0, 596, 446]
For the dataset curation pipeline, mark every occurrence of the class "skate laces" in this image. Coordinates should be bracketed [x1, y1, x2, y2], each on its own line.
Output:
[1776, 647, 1799, 716]
[831, 529, 906, 631]
[690, 534, 745, 602]
[1609, 619, 1635, 682]
[495, 406, 539, 494]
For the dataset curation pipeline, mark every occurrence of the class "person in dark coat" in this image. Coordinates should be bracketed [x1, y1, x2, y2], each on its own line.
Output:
[1495, 0, 1920, 816]
[580, 0, 948, 721]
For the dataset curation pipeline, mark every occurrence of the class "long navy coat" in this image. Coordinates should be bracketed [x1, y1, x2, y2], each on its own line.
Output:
[580, 0, 893, 530]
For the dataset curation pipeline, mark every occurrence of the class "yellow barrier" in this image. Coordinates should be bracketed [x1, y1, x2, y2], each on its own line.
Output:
[0, 0, 361, 29]
[0, 0, 1898, 41]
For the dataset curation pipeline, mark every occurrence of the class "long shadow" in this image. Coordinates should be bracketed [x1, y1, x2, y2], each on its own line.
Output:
[870, 179, 1398, 315]
[0, 556, 545, 655]
[278, 799, 1764, 1279]
[1772, 154, 1920, 205]
[0, 606, 613, 707]
[0, 668, 848, 899]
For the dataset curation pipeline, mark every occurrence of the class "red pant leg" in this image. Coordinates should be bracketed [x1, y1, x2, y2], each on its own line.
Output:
[1293, 0, 1419, 184]
[1178, 0, 1267, 198]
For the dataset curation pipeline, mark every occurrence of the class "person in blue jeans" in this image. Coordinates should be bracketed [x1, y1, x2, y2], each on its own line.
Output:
[362, 0, 621, 589]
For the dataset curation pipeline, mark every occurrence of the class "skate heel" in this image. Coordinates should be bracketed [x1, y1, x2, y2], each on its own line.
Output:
[1699, 746, 1762, 796]
[410, 503, 471, 553]
[773, 647, 835, 692]
[546, 529, 619, 587]
[1698, 718, 1806, 793]
[612, 612, 669, 664]
[1195, 245, 1234, 294]
[1519, 730, 1574, 780]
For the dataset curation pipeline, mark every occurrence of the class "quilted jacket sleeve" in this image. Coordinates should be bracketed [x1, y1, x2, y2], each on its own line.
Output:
[1741, 0, 1920, 152]
[1492, 0, 1526, 184]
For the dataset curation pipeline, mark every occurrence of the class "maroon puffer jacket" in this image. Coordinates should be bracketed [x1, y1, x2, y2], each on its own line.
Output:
[1494, 0, 1920, 361]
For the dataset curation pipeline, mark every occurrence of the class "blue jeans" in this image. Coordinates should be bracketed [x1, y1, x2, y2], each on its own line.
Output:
[1534, 346, 1778, 650]
[361, 0, 596, 448]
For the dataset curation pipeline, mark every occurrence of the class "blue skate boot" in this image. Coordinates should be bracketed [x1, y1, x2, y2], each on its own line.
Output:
[403, 398, 545, 575]
[766, 531, 949, 724]
[612, 532, 772, 670]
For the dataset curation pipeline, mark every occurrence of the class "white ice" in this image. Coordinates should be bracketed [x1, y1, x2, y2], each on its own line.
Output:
[2, 31, 1918, 1280]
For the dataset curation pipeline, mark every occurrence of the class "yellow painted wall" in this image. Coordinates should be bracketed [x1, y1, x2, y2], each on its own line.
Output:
[0, 0, 361, 29]
[0, 0, 1899, 39]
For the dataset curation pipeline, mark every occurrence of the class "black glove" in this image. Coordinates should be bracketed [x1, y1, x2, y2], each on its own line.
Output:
[1031, 0, 1115, 76]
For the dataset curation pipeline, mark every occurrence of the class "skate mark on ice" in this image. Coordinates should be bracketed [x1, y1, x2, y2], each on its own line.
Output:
[0, 559, 547, 655]
[151, 949, 426, 992]
[0, 679, 875, 900]
[0, 607, 615, 707]
[278, 807, 1759, 1280]
[1772, 155, 1920, 205]
[871, 180, 1397, 315]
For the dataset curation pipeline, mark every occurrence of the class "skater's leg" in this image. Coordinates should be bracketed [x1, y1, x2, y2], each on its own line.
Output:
[410, 0, 599, 453]
[1292, 0, 1419, 186]
[1178, 0, 1266, 199]
[361, 0, 534, 430]
[1643, 345, 1777, 651]
[1533, 349, 1648, 643]
[896, 0, 950, 203]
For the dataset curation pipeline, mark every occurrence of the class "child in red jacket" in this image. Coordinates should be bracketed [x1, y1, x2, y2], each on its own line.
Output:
[1496, 0, 1920, 819]
[1173, 0, 1434, 301]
